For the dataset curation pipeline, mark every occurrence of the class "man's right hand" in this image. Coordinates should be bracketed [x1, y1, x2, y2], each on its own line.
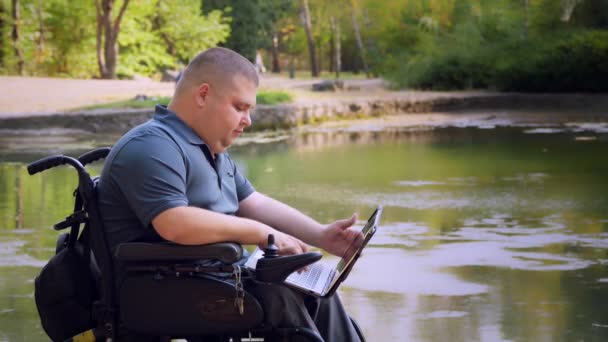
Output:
[258, 229, 310, 256]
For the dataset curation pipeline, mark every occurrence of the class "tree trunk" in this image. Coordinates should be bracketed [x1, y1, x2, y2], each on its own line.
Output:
[522, 0, 529, 38]
[35, 0, 45, 65]
[11, 0, 24, 75]
[95, 0, 130, 79]
[271, 30, 281, 73]
[329, 18, 334, 73]
[103, 9, 116, 79]
[561, 0, 583, 22]
[0, 2, 5, 68]
[350, 1, 369, 78]
[363, 8, 378, 77]
[95, 0, 106, 78]
[300, 0, 318, 77]
[330, 16, 341, 79]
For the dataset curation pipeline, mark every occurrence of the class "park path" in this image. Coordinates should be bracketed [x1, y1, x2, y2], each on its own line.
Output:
[0, 76, 175, 117]
[0, 74, 397, 117]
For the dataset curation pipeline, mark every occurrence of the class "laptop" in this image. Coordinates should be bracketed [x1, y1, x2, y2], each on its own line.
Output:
[245, 206, 382, 297]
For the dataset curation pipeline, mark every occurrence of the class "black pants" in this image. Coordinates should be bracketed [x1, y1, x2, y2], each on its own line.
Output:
[248, 282, 362, 342]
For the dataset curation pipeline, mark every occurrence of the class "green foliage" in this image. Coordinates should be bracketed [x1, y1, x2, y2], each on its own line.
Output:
[118, 0, 230, 78]
[495, 30, 608, 92]
[203, 0, 268, 61]
[379, 0, 608, 92]
[256, 90, 293, 105]
[0, 0, 229, 78]
[43, 0, 97, 77]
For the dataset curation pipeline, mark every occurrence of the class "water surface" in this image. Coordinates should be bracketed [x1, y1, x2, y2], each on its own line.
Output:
[1, 120, 607, 341]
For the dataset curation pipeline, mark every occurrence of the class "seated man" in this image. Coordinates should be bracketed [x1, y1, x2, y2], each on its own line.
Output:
[97, 47, 363, 341]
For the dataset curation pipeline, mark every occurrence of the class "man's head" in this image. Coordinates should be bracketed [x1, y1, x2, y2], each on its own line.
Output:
[169, 47, 258, 154]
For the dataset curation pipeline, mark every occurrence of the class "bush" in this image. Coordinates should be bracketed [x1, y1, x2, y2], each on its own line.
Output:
[256, 90, 293, 105]
[494, 30, 608, 92]
[383, 29, 608, 92]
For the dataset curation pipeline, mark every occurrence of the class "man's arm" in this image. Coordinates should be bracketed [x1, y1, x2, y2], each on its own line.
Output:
[237, 192, 363, 258]
[152, 206, 309, 255]
[236, 192, 323, 247]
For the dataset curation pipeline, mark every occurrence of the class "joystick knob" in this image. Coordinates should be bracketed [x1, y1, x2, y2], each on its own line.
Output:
[263, 234, 279, 258]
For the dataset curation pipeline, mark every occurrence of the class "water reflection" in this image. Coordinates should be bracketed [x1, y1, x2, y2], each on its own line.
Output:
[1, 123, 608, 341]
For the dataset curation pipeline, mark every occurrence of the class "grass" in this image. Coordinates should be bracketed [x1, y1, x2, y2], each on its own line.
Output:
[73, 90, 294, 111]
[256, 90, 293, 105]
[280, 70, 370, 80]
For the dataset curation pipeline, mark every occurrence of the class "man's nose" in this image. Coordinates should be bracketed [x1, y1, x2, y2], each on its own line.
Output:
[242, 110, 252, 127]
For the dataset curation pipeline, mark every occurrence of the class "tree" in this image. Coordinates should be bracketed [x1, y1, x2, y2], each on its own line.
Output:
[349, 0, 369, 77]
[330, 16, 341, 78]
[260, 0, 296, 73]
[44, 0, 97, 77]
[94, 0, 130, 79]
[203, 0, 267, 62]
[11, 0, 24, 75]
[300, 0, 318, 76]
[561, 0, 584, 22]
[115, 0, 229, 78]
[0, 2, 5, 69]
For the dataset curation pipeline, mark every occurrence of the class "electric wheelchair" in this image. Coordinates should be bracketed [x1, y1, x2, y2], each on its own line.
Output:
[28, 148, 366, 342]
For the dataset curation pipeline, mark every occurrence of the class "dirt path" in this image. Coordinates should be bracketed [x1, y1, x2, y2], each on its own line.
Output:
[0, 76, 176, 116]
[0, 75, 392, 117]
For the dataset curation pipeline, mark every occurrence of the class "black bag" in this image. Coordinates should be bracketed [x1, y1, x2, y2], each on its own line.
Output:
[35, 231, 98, 342]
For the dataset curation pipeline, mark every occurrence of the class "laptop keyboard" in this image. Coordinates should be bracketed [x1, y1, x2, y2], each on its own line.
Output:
[287, 262, 324, 288]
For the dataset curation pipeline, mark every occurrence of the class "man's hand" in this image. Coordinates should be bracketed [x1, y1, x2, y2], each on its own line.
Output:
[258, 229, 310, 256]
[319, 213, 364, 260]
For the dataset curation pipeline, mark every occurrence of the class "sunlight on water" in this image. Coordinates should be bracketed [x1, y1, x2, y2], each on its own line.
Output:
[0, 241, 45, 268]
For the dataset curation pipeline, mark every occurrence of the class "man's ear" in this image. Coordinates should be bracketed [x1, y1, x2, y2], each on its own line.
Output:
[195, 83, 210, 107]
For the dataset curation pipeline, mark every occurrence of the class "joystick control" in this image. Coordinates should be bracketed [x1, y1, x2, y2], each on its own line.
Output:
[263, 234, 279, 258]
[255, 234, 322, 283]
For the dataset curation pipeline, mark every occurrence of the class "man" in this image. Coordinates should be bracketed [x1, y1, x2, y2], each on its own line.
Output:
[98, 47, 363, 341]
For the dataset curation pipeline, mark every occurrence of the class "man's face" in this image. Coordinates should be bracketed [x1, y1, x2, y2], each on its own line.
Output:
[195, 74, 256, 154]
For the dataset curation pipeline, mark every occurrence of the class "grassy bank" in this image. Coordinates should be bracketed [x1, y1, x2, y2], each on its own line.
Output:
[75, 90, 294, 111]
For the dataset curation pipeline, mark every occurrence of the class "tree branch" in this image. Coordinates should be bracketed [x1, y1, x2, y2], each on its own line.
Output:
[112, 0, 130, 36]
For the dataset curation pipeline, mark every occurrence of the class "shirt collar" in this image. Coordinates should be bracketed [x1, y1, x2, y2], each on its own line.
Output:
[153, 104, 208, 147]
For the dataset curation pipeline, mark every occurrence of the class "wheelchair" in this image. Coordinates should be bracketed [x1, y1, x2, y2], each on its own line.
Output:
[28, 148, 366, 342]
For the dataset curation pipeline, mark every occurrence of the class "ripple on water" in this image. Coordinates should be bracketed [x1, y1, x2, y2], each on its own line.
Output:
[417, 310, 468, 320]
[523, 128, 566, 134]
[356, 190, 583, 211]
[566, 122, 608, 133]
[369, 215, 603, 272]
[0, 240, 45, 268]
[345, 249, 489, 296]
[394, 180, 447, 187]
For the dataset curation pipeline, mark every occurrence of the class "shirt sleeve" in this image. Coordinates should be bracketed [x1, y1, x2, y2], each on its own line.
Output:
[109, 134, 189, 228]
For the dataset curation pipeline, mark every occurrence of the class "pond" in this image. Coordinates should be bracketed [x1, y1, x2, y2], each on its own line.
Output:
[1, 116, 607, 341]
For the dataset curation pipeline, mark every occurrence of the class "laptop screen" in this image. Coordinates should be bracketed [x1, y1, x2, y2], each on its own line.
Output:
[335, 207, 382, 273]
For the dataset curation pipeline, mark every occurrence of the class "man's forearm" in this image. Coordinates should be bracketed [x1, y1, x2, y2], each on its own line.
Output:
[152, 206, 270, 246]
[237, 192, 324, 247]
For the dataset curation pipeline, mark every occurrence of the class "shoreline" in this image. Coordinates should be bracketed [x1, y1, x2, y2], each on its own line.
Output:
[1, 92, 607, 134]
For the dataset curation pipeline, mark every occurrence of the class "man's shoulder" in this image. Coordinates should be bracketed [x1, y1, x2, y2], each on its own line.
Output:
[106, 121, 185, 166]
[117, 120, 179, 148]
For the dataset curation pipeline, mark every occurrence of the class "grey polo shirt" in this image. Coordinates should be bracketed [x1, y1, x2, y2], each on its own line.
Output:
[98, 105, 255, 252]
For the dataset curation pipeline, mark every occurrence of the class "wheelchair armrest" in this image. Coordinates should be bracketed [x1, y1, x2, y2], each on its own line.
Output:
[115, 241, 243, 264]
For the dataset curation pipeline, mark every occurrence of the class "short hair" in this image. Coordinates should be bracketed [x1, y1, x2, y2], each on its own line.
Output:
[176, 47, 258, 93]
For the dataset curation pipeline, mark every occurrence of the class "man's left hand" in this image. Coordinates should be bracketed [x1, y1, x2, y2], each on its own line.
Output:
[319, 213, 364, 260]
